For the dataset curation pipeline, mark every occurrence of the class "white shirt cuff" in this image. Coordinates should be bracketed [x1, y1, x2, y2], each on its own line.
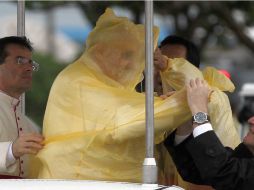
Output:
[174, 134, 191, 145]
[193, 123, 213, 138]
[6, 142, 16, 167]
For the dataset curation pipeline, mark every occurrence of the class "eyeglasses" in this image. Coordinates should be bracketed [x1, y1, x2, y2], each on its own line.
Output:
[16, 56, 39, 71]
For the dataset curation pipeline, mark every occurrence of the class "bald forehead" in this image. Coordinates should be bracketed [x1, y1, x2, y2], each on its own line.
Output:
[160, 44, 187, 59]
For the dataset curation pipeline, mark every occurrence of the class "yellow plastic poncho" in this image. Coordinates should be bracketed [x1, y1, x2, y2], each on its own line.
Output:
[34, 8, 240, 183]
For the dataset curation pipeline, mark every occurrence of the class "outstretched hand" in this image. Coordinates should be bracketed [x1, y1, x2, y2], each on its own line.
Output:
[154, 48, 168, 72]
[186, 78, 211, 115]
[12, 133, 44, 158]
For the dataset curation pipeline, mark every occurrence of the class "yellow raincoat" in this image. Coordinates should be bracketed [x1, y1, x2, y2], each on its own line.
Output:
[34, 8, 240, 183]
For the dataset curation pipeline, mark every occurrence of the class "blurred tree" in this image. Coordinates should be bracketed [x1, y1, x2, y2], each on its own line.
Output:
[153, 1, 254, 53]
[75, 1, 144, 24]
[25, 1, 254, 55]
[26, 1, 69, 56]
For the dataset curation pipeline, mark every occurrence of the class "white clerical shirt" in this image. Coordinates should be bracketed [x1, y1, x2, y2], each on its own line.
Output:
[0, 91, 37, 178]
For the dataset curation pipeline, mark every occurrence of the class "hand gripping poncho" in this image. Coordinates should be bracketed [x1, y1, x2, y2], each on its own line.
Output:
[33, 9, 240, 183]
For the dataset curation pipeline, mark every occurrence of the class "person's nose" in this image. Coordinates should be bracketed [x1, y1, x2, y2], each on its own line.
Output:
[23, 64, 33, 74]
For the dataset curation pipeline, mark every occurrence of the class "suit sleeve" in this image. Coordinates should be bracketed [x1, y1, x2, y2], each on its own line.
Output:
[186, 130, 254, 190]
[164, 131, 209, 185]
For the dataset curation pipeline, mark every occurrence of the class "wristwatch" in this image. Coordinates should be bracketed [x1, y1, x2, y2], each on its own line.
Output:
[192, 112, 210, 124]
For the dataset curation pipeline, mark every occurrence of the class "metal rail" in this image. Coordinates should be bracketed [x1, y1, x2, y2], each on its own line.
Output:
[17, 0, 26, 114]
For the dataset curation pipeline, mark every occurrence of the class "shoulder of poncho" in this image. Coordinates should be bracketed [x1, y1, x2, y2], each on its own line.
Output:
[50, 62, 102, 90]
[202, 66, 235, 93]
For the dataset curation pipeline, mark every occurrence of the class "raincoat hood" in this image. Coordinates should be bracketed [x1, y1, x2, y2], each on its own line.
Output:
[80, 8, 159, 90]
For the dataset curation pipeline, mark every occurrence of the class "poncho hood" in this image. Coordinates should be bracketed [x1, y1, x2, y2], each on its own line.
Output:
[79, 8, 159, 90]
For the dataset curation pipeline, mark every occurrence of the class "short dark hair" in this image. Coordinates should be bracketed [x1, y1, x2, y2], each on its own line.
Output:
[160, 35, 200, 68]
[0, 36, 33, 64]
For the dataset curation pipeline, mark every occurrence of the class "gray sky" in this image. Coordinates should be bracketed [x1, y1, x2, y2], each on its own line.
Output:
[0, 2, 88, 29]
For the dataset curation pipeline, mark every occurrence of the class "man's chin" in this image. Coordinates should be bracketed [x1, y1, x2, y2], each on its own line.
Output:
[20, 84, 32, 92]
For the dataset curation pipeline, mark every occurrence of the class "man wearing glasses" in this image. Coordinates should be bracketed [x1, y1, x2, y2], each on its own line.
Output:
[0, 36, 43, 178]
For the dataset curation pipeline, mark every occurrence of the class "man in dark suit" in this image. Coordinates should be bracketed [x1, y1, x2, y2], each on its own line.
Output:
[164, 77, 254, 190]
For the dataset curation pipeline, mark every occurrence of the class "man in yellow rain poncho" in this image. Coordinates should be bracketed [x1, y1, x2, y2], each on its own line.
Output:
[35, 8, 240, 184]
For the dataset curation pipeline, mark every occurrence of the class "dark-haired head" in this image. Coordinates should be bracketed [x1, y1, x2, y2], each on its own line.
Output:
[0, 36, 33, 64]
[159, 35, 200, 68]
